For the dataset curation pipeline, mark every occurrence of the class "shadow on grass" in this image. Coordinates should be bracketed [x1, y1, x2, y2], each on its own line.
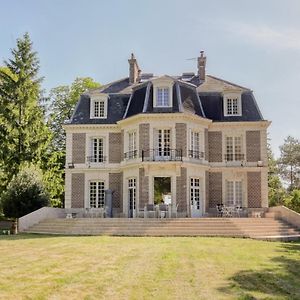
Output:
[0, 233, 71, 240]
[219, 242, 300, 300]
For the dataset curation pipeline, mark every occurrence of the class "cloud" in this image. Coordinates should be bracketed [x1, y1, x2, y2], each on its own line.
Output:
[224, 22, 300, 50]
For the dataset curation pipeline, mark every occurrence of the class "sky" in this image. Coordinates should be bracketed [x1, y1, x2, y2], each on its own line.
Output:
[0, 0, 300, 156]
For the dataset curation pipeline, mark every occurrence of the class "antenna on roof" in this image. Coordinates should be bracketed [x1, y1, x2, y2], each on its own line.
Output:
[186, 57, 197, 61]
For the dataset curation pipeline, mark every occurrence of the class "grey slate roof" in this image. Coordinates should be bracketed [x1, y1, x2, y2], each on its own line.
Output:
[68, 74, 264, 125]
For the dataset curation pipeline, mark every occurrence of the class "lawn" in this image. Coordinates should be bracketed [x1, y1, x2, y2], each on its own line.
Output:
[0, 235, 299, 300]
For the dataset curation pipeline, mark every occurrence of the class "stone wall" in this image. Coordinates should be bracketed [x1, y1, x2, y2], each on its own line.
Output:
[139, 168, 149, 209]
[247, 172, 262, 208]
[109, 173, 123, 211]
[72, 133, 86, 164]
[139, 123, 150, 158]
[208, 131, 222, 162]
[71, 173, 85, 208]
[176, 167, 187, 213]
[109, 133, 122, 163]
[175, 123, 187, 157]
[246, 131, 261, 162]
[208, 172, 222, 208]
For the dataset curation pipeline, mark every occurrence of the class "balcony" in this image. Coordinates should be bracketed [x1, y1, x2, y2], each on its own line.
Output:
[142, 149, 182, 162]
[188, 150, 204, 160]
[124, 150, 138, 160]
[87, 155, 106, 163]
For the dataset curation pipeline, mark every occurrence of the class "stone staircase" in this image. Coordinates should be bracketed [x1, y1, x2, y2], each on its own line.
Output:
[23, 216, 300, 241]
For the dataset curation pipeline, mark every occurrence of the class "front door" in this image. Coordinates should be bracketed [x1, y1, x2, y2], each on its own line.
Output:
[190, 178, 202, 217]
[128, 178, 136, 218]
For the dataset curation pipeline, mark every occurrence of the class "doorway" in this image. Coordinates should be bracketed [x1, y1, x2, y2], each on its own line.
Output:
[154, 177, 171, 205]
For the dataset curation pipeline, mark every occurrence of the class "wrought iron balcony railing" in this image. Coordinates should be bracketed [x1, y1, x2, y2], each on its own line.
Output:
[87, 155, 106, 163]
[142, 149, 182, 162]
[188, 150, 204, 160]
[124, 150, 138, 160]
[224, 153, 245, 162]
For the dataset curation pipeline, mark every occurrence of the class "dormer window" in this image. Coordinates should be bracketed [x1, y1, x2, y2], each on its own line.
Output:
[224, 93, 242, 116]
[90, 95, 108, 119]
[157, 87, 170, 107]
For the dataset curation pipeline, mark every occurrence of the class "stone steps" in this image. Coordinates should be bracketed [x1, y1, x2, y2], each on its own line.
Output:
[24, 217, 300, 241]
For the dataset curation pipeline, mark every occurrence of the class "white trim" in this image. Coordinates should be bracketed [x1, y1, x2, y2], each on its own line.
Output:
[90, 94, 108, 119]
[223, 92, 242, 117]
[152, 77, 174, 108]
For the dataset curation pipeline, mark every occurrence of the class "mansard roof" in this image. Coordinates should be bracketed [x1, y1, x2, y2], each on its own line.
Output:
[68, 73, 264, 125]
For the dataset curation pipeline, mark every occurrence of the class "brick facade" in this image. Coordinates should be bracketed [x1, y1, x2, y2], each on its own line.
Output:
[109, 133, 122, 163]
[204, 129, 209, 161]
[109, 173, 123, 210]
[72, 133, 86, 164]
[246, 131, 261, 162]
[139, 168, 149, 209]
[247, 172, 261, 208]
[139, 123, 150, 157]
[176, 167, 187, 213]
[205, 171, 209, 211]
[208, 131, 222, 162]
[208, 172, 222, 208]
[71, 173, 85, 208]
[175, 123, 187, 157]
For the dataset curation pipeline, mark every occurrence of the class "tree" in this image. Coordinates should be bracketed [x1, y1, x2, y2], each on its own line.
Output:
[0, 33, 50, 193]
[278, 136, 300, 190]
[284, 189, 300, 213]
[268, 140, 287, 206]
[1, 165, 49, 218]
[48, 77, 100, 152]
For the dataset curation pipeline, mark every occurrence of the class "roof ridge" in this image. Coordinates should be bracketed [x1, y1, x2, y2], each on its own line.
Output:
[207, 75, 251, 91]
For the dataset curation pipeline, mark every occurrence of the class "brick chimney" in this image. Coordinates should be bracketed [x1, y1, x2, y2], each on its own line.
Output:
[128, 53, 141, 84]
[197, 51, 206, 81]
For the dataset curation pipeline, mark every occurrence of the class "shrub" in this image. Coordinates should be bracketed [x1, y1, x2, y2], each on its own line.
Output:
[284, 189, 300, 213]
[1, 165, 49, 218]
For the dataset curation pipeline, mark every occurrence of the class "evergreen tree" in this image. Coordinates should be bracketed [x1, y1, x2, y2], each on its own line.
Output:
[0, 33, 50, 193]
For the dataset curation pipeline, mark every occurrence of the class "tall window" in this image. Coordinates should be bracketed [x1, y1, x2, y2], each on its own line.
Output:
[156, 129, 171, 157]
[190, 178, 201, 210]
[225, 136, 243, 161]
[190, 131, 203, 159]
[91, 138, 104, 162]
[127, 132, 137, 159]
[225, 180, 242, 207]
[128, 178, 136, 215]
[156, 87, 169, 107]
[89, 181, 105, 208]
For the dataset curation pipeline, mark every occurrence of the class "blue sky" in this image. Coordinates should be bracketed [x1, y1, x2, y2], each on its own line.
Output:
[1, 0, 300, 156]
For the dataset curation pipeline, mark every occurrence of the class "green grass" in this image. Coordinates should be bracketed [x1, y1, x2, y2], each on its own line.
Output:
[0, 235, 299, 300]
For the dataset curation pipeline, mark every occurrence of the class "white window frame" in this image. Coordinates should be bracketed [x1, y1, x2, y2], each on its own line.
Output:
[90, 95, 108, 119]
[152, 77, 174, 108]
[156, 87, 170, 107]
[225, 180, 243, 207]
[223, 93, 242, 117]
[189, 130, 204, 159]
[89, 137, 105, 163]
[127, 131, 137, 159]
[190, 178, 201, 210]
[154, 128, 172, 158]
[225, 135, 244, 162]
[89, 180, 105, 208]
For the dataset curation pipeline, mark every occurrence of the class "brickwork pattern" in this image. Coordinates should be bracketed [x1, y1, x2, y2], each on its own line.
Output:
[176, 167, 187, 213]
[208, 131, 222, 162]
[72, 133, 86, 164]
[208, 172, 222, 208]
[139, 123, 150, 157]
[109, 133, 122, 163]
[205, 129, 209, 161]
[246, 131, 261, 162]
[71, 173, 85, 208]
[247, 172, 262, 208]
[175, 123, 187, 157]
[109, 173, 123, 210]
[139, 168, 149, 209]
[205, 171, 209, 212]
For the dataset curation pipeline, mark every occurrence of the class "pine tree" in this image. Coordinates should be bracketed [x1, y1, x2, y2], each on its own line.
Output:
[0, 33, 50, 192]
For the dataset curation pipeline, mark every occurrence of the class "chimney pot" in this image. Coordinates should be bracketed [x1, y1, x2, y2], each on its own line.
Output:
[128, 53, 141, 84]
